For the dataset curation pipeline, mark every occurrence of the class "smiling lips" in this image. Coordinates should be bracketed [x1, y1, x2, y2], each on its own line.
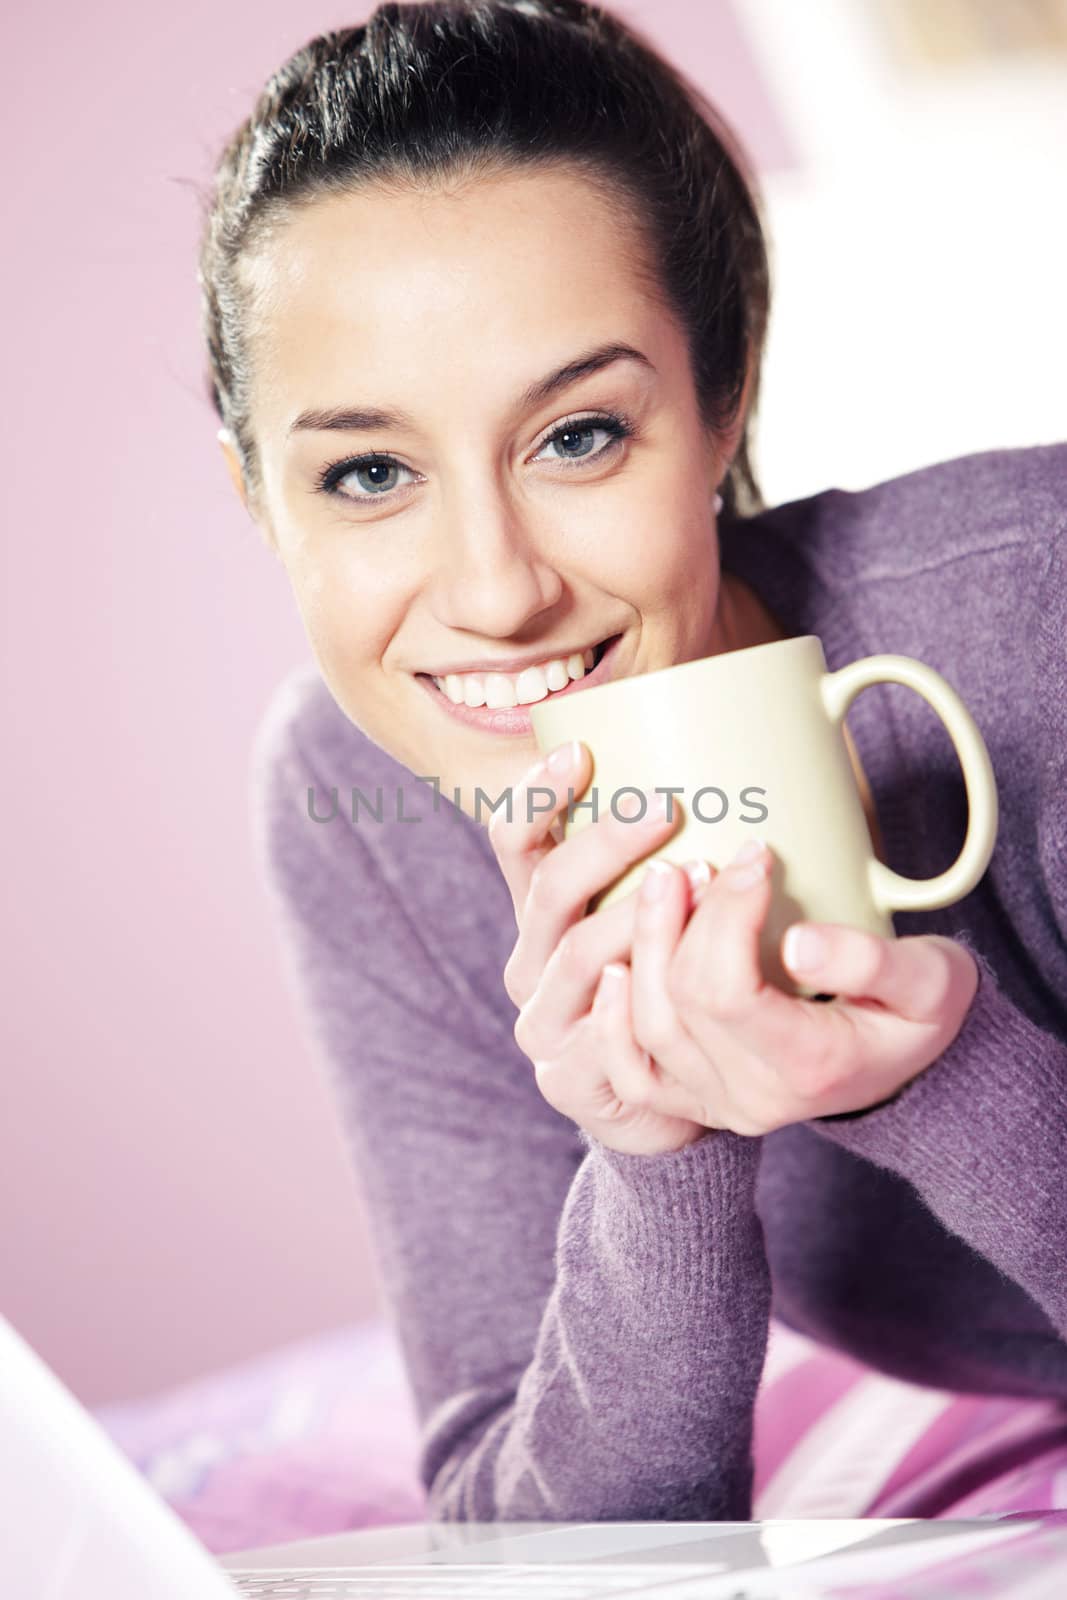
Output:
[430, 639, 610, 709]
[416, 632, 622, 734]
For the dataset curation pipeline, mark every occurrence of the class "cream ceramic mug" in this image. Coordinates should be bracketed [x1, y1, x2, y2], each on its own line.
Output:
[529, 635, 999, 997]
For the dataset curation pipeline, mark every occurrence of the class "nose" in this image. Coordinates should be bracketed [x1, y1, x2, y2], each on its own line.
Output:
[425, 493, 564, 638]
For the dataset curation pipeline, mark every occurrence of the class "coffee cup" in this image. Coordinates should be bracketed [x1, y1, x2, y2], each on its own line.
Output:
[529, 635, 998, 996]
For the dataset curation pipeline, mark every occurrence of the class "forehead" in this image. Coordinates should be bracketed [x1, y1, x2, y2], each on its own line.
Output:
[241, 166, 668, 433]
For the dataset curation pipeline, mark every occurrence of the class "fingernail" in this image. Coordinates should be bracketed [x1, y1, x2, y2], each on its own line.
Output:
[616, 790, 668, 822]
[724, 837, 770, 891]
[643, 789, 671, 822]
[683, 859, 711, 897]
[547, 739, 580, 774]
[784, 924, 826, 971]
[640, 860, 673, 902]
[597, 962, 627, 999]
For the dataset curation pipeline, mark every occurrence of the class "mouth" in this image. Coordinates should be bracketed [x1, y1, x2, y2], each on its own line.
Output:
[414, 633, 624, 736]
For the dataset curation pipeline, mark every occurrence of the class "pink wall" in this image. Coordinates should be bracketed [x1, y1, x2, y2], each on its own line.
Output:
[1, 0, 795, 1405]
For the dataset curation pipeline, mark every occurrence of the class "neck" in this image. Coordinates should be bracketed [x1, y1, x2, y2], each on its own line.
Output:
[719, 571, 790, 655]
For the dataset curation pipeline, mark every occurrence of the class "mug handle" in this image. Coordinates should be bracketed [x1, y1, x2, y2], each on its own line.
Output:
[820, 654, 999, 914]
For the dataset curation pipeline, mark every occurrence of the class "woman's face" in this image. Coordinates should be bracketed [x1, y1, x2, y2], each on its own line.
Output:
[223, 165, 750, 821]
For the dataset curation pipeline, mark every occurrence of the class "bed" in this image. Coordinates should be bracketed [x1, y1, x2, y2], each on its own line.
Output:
[92, 1316, 1067, 1555]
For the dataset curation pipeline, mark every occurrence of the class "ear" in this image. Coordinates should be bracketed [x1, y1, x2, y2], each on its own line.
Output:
[217, 428, 249, 512]
[217, 430, 279, 553]
[714, 346, 758, 491]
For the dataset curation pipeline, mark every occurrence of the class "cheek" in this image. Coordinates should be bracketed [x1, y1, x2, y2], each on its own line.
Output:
[289, 561, 343, 658]
[611, 506, 716, 605]
[605, 457, 714, 579]
[286, 554, 397, 675]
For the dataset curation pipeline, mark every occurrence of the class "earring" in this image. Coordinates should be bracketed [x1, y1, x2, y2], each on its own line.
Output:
[713, 492, 724, 515]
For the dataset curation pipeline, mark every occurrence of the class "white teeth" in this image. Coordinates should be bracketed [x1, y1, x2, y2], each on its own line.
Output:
[514, 666, 550, 705]
[429, 638, 609, 706]
[484, 673, 518, 709]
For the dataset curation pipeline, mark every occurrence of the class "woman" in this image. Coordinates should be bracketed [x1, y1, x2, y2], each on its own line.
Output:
[200, 1, 1067, 1519]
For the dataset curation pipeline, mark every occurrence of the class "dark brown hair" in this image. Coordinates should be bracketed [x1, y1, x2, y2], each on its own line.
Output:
[197, 0, 771, 523]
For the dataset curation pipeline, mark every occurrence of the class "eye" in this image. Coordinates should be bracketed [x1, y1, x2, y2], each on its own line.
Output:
[533, 411, 635, 467]
[313, 454, 417, 502]
[312, 410, 635, 505]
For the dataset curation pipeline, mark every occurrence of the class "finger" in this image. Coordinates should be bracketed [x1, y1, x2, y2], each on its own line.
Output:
[781, 926, 970, 1025]
[669, 840, 822, 1074]
[601, 960, 726, 1126]
[488, 739, 592, 919]
[685, 858, 714, 905]
[537, 858, 714, 1035]
[502, 785, 680, 1009]
[513, 858, 717, 1059]
[628, 859, 725, 1097]
[534, 962, 644, 1107]
[594, 963, 710, 1122]
[671, 840, 783, 1019]
[512, 887, 642, 1057]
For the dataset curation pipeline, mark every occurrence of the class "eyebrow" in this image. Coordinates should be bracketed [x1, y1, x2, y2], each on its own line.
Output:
[286, 340, 655, 436]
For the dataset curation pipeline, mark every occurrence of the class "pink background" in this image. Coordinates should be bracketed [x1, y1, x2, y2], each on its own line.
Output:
[1, 1, 794, 1404]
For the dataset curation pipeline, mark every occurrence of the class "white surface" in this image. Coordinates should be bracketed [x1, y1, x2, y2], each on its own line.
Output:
[0, 1315, 236, 1598]
[217, 1517, 1052, 1597]
[735, 0, 1067, 503]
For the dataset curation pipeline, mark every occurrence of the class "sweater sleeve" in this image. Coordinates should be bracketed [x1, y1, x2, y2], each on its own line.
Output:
[808, 938, 1067, 1338]
[808, 522, 1067, 1339]
[250, 693, 773, 1522]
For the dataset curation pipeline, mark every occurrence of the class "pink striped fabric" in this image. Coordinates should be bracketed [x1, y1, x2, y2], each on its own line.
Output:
[753, 1318, 1067, 1519]
[95, 1315, 1067, 1554]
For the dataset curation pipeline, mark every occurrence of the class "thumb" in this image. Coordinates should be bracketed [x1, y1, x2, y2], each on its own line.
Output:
[782, 925, 973, 1024]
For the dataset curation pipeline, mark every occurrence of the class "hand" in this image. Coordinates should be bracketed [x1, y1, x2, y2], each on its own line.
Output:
[614, 838, 982, 1136]
[490, 740, 715, 1156]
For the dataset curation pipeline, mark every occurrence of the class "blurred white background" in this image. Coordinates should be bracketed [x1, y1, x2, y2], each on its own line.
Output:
[742, 0, 1066, 503]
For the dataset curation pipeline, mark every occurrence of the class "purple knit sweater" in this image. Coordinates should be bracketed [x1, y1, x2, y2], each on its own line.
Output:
[251, 442, 1067, 1522]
